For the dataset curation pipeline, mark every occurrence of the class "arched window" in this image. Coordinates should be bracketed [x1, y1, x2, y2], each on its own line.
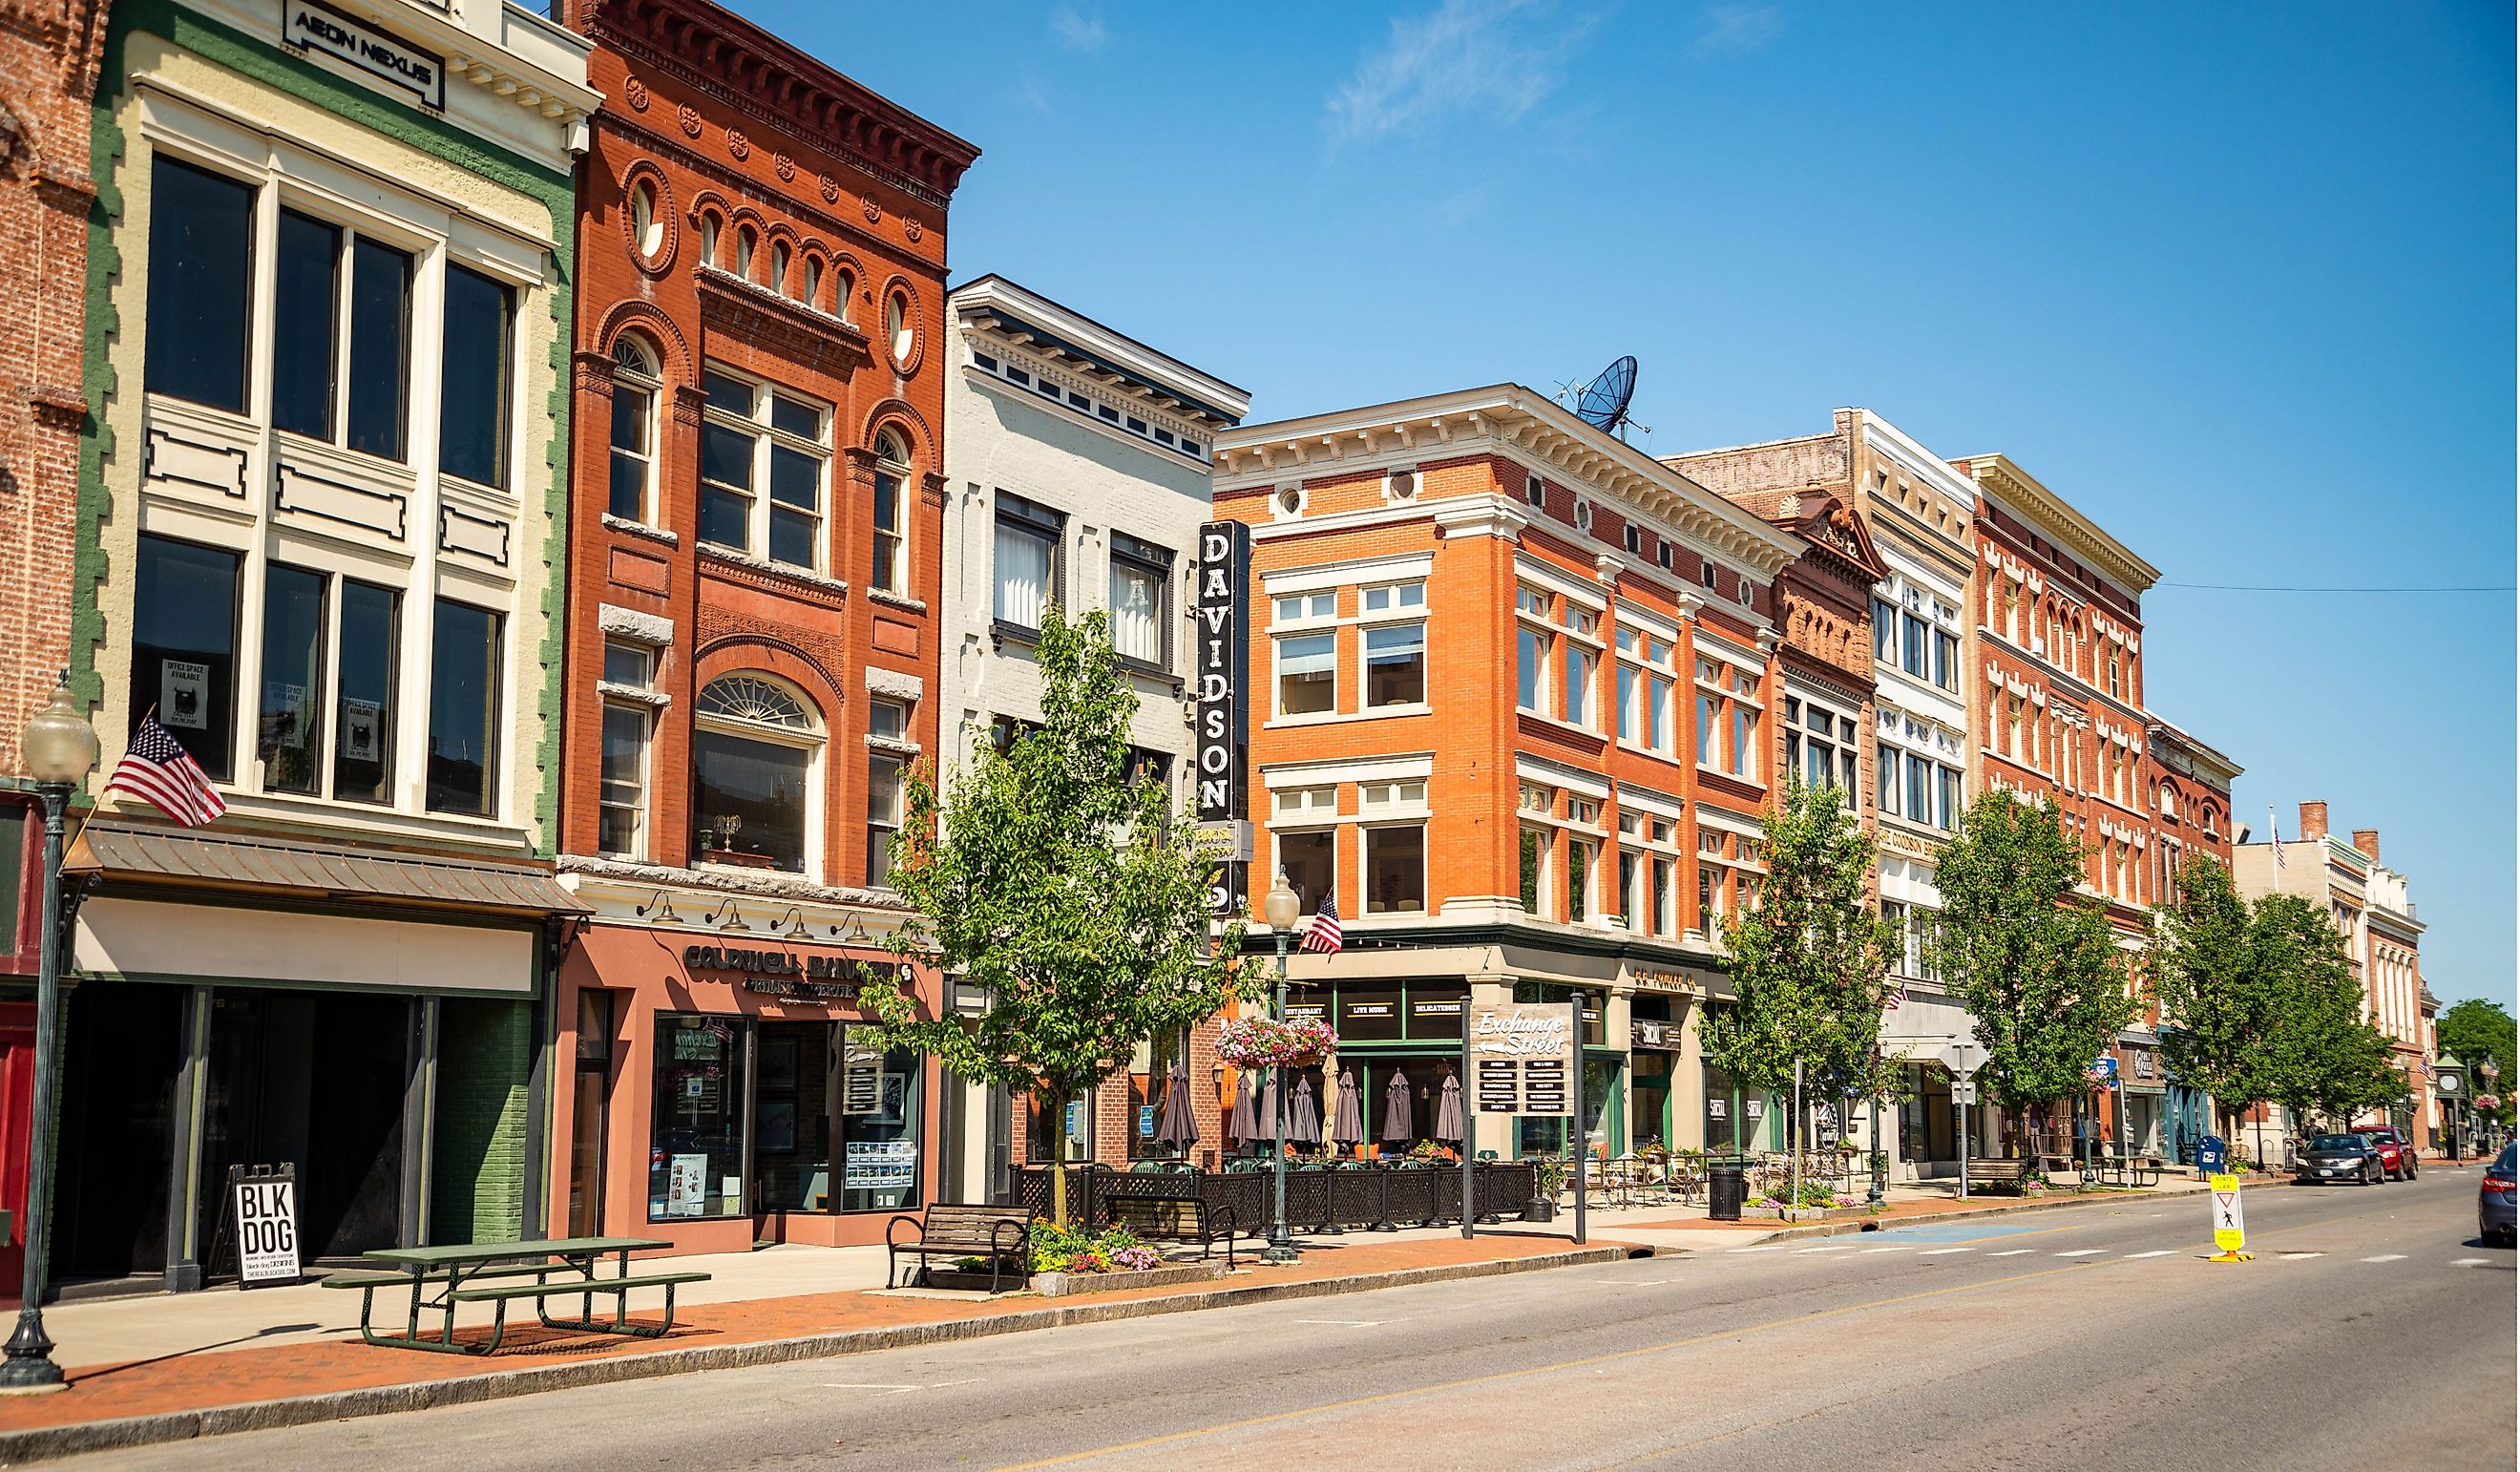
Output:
[2159, 780, 2176, 819]
[628, 179, 663, 261]
[699, 211, 722, 267]
[692, 674, 823, 878]
[802, 256, 824, 309]
[869, 428, 910, 595]
[736, 223, 757, 279]
[834, 268, 856, 323]
[608, 333, 662, 522]
[769, 242, 789, 295]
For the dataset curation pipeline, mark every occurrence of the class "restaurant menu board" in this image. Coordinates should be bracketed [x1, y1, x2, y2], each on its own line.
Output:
[1469, 1001, 1575, 1116]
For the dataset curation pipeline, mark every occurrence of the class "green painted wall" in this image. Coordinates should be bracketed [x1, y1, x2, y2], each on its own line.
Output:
[432, 997, 533, 1244]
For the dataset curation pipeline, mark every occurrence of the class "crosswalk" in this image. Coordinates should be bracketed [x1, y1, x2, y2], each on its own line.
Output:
[1723, 1241, 2500, 1268]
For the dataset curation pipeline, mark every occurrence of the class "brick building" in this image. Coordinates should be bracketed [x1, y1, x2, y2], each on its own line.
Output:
[1208, 385, 1804, 1162]
[2146, 716, 2242, 1153]
[0, 0, 112, 1299]
[545, 0, 977, 1254]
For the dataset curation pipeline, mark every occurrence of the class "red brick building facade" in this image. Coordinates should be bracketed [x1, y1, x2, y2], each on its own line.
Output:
[547, 0, 976, 1253]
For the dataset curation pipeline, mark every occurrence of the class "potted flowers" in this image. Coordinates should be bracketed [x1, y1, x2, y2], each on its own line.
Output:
[1215, 1015, 1337, 1070]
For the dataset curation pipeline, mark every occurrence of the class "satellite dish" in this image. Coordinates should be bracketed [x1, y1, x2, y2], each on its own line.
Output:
[1567, 355, 1647, 441]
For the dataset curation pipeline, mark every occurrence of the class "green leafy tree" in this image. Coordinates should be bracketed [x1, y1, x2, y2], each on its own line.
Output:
[2251, 894, 2402, 1131]
[2438, 999, 2518, 1130]
[2151, 855, 2271, 1141]
[1927, 790, 2141, 1143]
[866, 607, 1248, 1224]
[1698, 776, 1903, 1153]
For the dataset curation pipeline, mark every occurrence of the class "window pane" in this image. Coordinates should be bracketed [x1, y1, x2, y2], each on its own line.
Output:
[699, 488, 750, 552]
[608, 382, 652, 518]
[768, 507, 816, 569]
[994, 520, 1050, 628]
[425, 599, 501, 815]
[1564, 644, 1592, 725]
[1111, 559, 1161, 662]
[1732, 706, 1754, 778]
[769, 394, 819, 439]
[1277, 633, 1334, 714]
[1520, 828, 1543, 913]
[768, 443, 818, 508]
[256, 564, 327, 794]
[703, 422, 755, 491]
[439, 265, 514, 488]
[693, 729, 808, 873]
[1364, 621, 1423, 705]
[1696, 693, 1715, 766]
[270, 211, 340, 441]
[1940, 767, 1963, 832]
[1281, 830, 1334, 915]
[866, 752, 903, 887]
[130, 536, 240, 780]
[144, 158, 255, 413]
[1364, 825, 1425, 914]
[346, 237, 412, 459]
[837, 1037, 923, 1211]
[704, 370, 750, 414]
[599, 703, 647, 856]
[868, 699, 906, 740]
[1567, 840, 1590, 921]
[650, 1016, 746, 1219]
[332, 580, 398, 803]
[1908, 754, 1935, 828]
[1616, 664, 1638, 741]
[1517, 625, 1545, 709]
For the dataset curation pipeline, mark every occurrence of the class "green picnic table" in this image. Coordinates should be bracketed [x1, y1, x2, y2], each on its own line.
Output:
[321, 1236, 709, 1355]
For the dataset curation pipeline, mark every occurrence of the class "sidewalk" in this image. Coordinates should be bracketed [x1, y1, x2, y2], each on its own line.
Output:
[0, 1168, 2240, 1461]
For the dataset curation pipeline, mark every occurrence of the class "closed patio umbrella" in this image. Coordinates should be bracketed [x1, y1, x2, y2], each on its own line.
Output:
[1229, 1071, 1259, 1144]
[1257, 1071, 1283, 1148]
[1153, 1059, 1199, 1149]
[1290, 1074, 1322, 1147]
[1381, 1067, 1415, 1146]
[1436, 1070, 1464, 1146]
[1331, 1067, 1365, 1148]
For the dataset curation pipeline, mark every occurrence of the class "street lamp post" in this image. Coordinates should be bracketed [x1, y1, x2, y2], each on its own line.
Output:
[2481, 1059, 2503, 1156]
[1261, 873, 1300, 1266]
[3, 674, 99, 1393]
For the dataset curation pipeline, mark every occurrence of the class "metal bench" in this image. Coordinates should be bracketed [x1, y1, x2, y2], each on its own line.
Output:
[885, 1202, 1039, 1293]
[1102, 1192, 1238, 1268]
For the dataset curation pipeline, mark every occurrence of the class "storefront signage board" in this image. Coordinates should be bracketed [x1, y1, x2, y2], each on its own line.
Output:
[232, 1167, 302, 1288]
[1194, 519, 1250, 915]
[1469, 1001, 1574, 1117]
[283, 0, 446, 109]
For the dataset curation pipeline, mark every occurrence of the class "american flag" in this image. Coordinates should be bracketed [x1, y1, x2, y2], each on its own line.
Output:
[2269, 806, 2285, 870]
[106, 715, 227, 827]
[1299, 893, 1343, 955]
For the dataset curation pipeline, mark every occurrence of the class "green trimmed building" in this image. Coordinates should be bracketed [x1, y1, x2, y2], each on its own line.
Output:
[53, 0, 595, 1292]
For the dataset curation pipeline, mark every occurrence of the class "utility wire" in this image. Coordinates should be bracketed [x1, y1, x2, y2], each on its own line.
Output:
[2154, 581, 2514, 594]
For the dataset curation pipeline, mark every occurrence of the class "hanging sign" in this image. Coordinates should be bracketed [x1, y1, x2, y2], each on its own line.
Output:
[1194, 519, 1251, 915]
[1469, 1001, 1574, 1117]
[230, 1166, 302, 1288]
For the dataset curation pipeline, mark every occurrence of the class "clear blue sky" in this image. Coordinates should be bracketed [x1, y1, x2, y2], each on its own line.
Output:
[739, 1, 2515, 1005]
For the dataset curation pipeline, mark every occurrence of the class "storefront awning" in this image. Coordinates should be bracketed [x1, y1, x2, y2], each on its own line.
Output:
[64, 819, 590, 918]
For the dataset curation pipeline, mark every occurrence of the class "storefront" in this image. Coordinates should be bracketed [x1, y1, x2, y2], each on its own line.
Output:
[58, 821, 574, 1292]
[1269, 979, 1472, 1158]
[554, 915, 942, 1255]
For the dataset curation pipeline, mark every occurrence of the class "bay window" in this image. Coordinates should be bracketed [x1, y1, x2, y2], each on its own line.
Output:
[1109, 531, 1170, 668]
[425, 599, 502, 816]
[692, 675, 822, 875]
[993, 493, 1061, 632]
[701, 367, 830, 571]
[439, 264, 514, 489]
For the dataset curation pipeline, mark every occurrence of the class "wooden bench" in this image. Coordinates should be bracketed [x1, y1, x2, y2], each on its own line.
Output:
[886, 1202, 1039, 1293]
[1964, 1157, 2026, 1190]
[1102, 1193, 1238, 1269]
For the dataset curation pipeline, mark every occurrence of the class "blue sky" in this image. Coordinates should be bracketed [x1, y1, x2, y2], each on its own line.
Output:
[741, 1, 2514, 1004]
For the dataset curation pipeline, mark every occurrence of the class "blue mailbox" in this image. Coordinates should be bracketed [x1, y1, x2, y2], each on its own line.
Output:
[2196, 1134, 2228, 1173]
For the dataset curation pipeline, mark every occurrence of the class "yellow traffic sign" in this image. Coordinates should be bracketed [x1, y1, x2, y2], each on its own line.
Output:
[2208, 1171, 2252, 1261]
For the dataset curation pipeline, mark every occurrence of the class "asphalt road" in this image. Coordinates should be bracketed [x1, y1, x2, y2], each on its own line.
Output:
[74, 1169, 2515, 1471]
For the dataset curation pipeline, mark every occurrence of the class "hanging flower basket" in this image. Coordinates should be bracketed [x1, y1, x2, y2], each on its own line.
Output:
[1216, 1016, 1336, 1070]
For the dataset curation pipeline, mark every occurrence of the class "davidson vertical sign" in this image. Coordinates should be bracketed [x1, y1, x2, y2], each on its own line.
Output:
[1194, 519, 1251, 915]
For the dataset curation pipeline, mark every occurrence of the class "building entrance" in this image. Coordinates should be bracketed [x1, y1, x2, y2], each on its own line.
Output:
[53, 981, 185, 1285]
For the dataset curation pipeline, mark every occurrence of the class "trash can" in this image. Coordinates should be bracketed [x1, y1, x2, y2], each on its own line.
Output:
[1708, 1161, 1746, 1222]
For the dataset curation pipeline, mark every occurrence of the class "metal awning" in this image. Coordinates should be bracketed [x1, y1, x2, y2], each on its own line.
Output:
[63, 819, 589, 918]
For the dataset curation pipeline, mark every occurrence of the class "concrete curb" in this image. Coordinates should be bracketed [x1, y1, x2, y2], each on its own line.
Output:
[0, 1244, 1637, 1463]
[1740, 1176, 2291, 1244]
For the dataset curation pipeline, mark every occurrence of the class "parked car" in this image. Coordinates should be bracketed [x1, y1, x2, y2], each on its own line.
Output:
[2360, 1125, 2418, 1181]
[2295, 1131, 2385, 1186]
[2480, 1144, 2516, 1248]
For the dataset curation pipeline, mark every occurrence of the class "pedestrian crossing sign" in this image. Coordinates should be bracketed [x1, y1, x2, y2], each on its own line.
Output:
[2208, 1172, 2251, 1260]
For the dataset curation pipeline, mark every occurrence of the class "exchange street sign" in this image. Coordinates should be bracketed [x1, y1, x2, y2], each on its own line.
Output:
[1470, 1001, 1574, 1117]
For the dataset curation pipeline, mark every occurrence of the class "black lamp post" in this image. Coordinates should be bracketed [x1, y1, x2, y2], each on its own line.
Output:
[1261, 872, 1300, 1265]
[2, 674, 98, 1393]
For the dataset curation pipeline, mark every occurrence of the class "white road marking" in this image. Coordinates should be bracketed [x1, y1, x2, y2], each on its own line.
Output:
[2124, 1250, 2177, 1258]
[1858, 1247, 1911, 1253]
[821, 1379, 978, 1393]
[2452, 1257, 2491, 1267]
[1796, 1245, 1856, 1253]
[1989, 1250, 2036, 1257]
[1919, 1248, 1975, 1256]
[1728, 1245, 1789, 1253]
[1295, 1319, 1389, 1327]
[2278, 1251, 2323, 1261]
[2054, 1250, 2105, 1257]
[2361, 1254, 2407, 1263]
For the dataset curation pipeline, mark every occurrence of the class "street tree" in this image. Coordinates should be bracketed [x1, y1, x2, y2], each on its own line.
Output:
[2150, 854, 2272, 1142]
[2436, 999, 2517, 1131]
[866, 606, 1248, 1224]
[2251, 894, 2402, 1132]
[1698, 775, 1903, 1158]
[1927, 789, 2141, 1147]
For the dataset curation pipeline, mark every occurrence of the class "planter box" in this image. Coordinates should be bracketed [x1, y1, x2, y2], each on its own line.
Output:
[1030, 1261, 1229, 1297]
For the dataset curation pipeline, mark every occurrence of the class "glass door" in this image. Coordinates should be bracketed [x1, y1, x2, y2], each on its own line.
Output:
[567, 990, 614, 1237]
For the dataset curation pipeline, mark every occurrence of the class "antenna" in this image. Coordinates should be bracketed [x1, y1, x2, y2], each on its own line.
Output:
[1565, 355, 1648, 442]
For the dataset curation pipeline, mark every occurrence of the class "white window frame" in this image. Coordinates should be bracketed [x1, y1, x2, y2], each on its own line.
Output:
[692, 673, 827, 884]
[608, 337, 662, 523]
[699, 364, 831, 573]
[870, 429, 913, 596]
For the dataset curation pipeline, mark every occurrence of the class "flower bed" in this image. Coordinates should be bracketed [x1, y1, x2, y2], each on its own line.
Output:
[1029, 1223, 1163, 1276]
[1216, 1015, 1337, 1069]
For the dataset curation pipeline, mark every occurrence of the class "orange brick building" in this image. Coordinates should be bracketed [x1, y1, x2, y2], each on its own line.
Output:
[1208, 386, 1805, 1160]
[546, 0, 976, 1253]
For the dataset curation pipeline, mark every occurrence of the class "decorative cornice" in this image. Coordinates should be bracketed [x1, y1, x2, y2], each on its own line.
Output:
[952, 274, 1249, 425]
[694, 265, 869, 368]
[1962, 453, 2160, 595]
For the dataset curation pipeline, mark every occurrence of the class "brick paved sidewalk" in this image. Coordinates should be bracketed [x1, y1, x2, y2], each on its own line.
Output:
[0, 1230, 1628, 1447]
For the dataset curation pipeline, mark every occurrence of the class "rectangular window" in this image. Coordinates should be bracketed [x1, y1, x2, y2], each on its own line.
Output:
[867, 752, 904, 887]
[1616, 663, 1639, 743]
[1940, 766, 1963, 832]
[700, 368, 829, 570]
[599, 703, 649, 857]
[1517, 623, 1549, 711]
[868, 697, 907, 742]
[439, 264, 514, 489]
[1564, 641, 1596, 727]
[1907, 753, 1935, 829]
[693, 728, 809, 873]
[256, 564, 327, 794]
[347, 240, 413, 459]
[1648, 673, 1673, 753]
[333, 580, 399, 803]
[270, 210, 340, 442]
[1275, 632, 1335, 715]
[1619, 851, 1640, 928]
[1363, 825, 1426, 914]
[1731, 703, 1756, 780]
[1520, 827, 1545, 916]
[609, 375, 656, 520]
[871, 457, 907, 594]
[1360, 580, 1424, 613]
[1274, 591, 1334, 624]
[425, 599, 501, 816]
[1696, 689, 1717, 768]
[1566, 838, 1592, 922]
[1364, 621, 1425, 706]
[650, 1016, 746, 1218]
[1873, 599, 1897, 663]
[1934, 630, 1959, 692]
[1651, 856, 1674, 936]
[993, 493, 1060, 630]
[1280, 829, 1334, 916]
[1902, 614, 1928, 678]
[1108, 533, 1169, 666]
[144, 158, 255, 414]
[1878, 743, 1900, 816]
[130, 535, 242, 781]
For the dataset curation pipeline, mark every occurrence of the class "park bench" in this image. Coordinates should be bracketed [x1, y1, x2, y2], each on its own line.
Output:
[321, 1237, 708, 1355]
[885, 1202, 1039, 1293]
[1102, 1192, 1238, 1268]
[1964, 1157, 2026, 1191]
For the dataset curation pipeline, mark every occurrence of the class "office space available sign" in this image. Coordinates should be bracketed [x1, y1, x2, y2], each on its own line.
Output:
[1469, 1002, 1574, 1116]
[284, 0, 446, 109]
[1193, 519, 1251, 915]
